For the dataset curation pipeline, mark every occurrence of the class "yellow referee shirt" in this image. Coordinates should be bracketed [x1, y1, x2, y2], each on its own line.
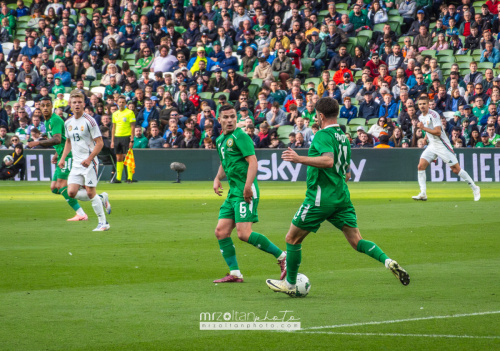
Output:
[112, 108, 136, 137]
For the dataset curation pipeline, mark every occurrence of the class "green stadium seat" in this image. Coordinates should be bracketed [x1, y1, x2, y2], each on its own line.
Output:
[214, 92, 230, 101]
[478, 62, 494, 70]
[277, 125, 294, 137]
[175, 26, 186, 34]
[251, 78, 263, 87]
[338, 118, 348, 126]
[438, 55, 456, 63]
[436, 49, 453, 57]
[420, 50, 436, 58]
[300, 58, 312, 76]
[199, 92, 213, 100]
[348, 118, 367, 126]
[248, 84, 259, 99]
[304, 77, 320, 86]
[455, 55, 472, 63]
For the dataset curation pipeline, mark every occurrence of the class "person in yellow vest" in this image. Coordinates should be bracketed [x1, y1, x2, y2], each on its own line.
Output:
[111, 95, 136, 183]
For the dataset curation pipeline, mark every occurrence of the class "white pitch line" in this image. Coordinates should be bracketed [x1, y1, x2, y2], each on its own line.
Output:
[299, 331, 500, 339]
[302, 310, 500, 331]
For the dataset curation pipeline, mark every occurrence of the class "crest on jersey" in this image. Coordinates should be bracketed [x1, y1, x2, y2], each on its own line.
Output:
[226, 138, 234, 147]
[81, 126, 84, 131]
[68, 126, 72, 131]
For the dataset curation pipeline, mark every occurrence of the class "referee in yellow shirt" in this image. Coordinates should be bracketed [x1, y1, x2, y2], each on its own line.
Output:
[111, 96, 136, 183]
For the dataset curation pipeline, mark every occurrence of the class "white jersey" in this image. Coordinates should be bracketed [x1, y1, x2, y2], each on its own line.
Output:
[64, 113, 102, 166]
[418, 108, 453, 152]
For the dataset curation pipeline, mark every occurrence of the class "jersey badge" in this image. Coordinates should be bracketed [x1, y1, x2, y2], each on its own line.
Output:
[81, 126, 84, 131]
[123, 117, 127, 122]
[226, 138, 234, 147]
[68, 126, 72, 131]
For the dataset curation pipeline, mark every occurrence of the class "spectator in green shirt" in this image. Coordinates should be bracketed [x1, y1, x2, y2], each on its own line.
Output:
[104, 76, 122, 100]
[476, 132, 495, 147]
[51, 78, 65, 95]
[349, 4, 371, 32]
[133, 126, 149, 148]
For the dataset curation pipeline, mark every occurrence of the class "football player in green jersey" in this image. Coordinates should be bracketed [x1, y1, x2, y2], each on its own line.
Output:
[26, 97, 110, 221]
[213, 105, 287, 283]
[266, 97, 409, 296]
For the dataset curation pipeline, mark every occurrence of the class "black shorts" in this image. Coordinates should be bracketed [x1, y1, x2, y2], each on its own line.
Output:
[115, 136, 131, 154]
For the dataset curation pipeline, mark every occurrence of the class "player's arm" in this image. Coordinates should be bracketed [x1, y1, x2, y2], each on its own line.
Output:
[417, 122, 441, 136]
[58, 138, 71, 169]
[111, 123, 116, 148]
[213, 163, 226, 196]
[282, 148, 334, 168]
[129, 122, 135, 147]
[81, 137, 104, 167]
[27, 133, 62, 148]
[243, 155, 258, 203]
[345, 165, 351, 182]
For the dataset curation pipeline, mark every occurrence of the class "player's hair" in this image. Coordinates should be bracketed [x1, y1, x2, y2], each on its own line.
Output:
[315, 97, 339, 120]
[218, 104, 235, 114]
[418, 95, 429, 103]
[70, 92, 85, 101]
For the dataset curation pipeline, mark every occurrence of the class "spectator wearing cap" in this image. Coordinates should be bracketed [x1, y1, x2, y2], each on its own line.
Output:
[480, 41, 500, 67]
[188, 46, 216, 73]
[218, 47, 239, 73]
[339, 73, 357, 99]
[272, 48, 294, 89]
[406, 10, 429, 37]
[332, 61, 353, 85]
[237, 29, 258, 56]
[374, 132, 392, 148]
[475, 131, 494, 147]
[253, 55, 274, 88]
[304, 31, 327, 77]
[207, 67, 227, 93]
[340, 97, 358, 122]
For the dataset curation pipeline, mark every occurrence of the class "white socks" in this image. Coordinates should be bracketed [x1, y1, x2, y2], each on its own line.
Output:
[458, 169, 476, 189]
[76, 208, 86, 216]
[75, 189, 91, 201]
[90, 195, 107, 224]
[417, 170, 426, 194]
[230, 270, 242, 278]
[278, 251, 286, 261]
[385, 258, 393, 269]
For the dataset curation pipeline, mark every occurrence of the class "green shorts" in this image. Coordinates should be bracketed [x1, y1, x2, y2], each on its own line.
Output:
[291, 201, 358, 233]
[52, 157, 72, 181]
[218, 197, 259, 223]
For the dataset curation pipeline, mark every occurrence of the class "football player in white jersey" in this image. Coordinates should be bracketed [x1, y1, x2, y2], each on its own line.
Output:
[59, 92, 110, 231]
[413, 96, 480, 201]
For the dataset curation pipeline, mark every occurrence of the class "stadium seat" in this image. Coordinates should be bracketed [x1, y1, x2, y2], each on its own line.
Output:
[338, 118, 347, 126]
[199, 92, 213, 100]
[336, 3, 348, 10]
[277, 125, 294, 137]
[373, 23, 385, 32]
[251, 78, 263, 88]
[436, 49, 453, 57]
[304, 77, 320, 86]
[438, 55, 456, 63]
[348, 118, 367, 126]
[142, 6, 153, 14]
[214, 92, 229, 101]
[458, 62, 471, 70]
[248, 84, 259, 99]
[455, 56, 472, 63]
[420, 50, 436, 58]
[388, 9, 399, 16]
[478, 62, 494, 70]
[175, 26, 186, 34]
[300, 58, 312, 76]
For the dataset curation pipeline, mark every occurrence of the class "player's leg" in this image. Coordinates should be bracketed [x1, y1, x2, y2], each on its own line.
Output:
[84, 164, 109, 231]
[234, 199, 287, 276]
[413, 150, 434, 200]
[57, 177, 88, 220]
[73, 187, 112, 214]
[266, 223, 309, 296]
[443, 151, 481, 201]
[213, 217, 242, 283]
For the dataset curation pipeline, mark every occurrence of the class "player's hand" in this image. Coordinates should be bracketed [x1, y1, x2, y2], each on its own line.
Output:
[243, 185, 253, 203]
[282, 147, 300, 163]
[51, 154, 58, 164]
[58, 159, 65, 169]
[213, 178, 223, 196]
[417, 122, 424, 129]
[81, 158, 91, 168]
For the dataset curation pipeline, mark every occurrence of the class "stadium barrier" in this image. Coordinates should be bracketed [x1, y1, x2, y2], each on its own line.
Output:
[1, 149, 500, 182]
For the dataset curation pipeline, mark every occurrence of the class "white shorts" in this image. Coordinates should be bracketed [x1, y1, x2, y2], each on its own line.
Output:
[420, 145, 458, 166]
[68, 161, 99, 187]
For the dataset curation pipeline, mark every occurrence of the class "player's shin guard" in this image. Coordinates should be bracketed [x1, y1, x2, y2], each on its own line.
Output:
[218, 237, 239, 270]
[60, 186, 82, 211]
[357, 239, 389, 264]
[75, 189, 91, 201]
[418, 170, 426, 194]
[248, 232, 283, 258]
[90, 195, 107, 224]
[458, 169, 476, 189]
[116, 162, 124, 182]
[286, 243, 301, 285]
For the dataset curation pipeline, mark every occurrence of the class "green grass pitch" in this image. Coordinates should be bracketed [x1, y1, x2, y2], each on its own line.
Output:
[1, 181, 499, 351]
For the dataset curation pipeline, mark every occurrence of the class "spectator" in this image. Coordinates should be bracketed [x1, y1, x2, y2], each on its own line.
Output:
[304, 31, 327, 77]
[480, 42, 500, 67]
[359, 91, 380, 120]
[293, 117, 312, 144]
[476, 131, 494, 147]
[339, 97, 358, 122]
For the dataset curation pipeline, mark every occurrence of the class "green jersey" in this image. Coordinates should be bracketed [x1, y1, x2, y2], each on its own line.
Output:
[305, 125, 351, 207]
[45, 113, 71, 159]
[216, 128, 259, 200]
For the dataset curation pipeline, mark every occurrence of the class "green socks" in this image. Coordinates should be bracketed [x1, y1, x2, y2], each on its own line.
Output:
[218, 237, 239, 271]
[357, 239, 389, 264]
[59, 186, 81, 211]
[286, 243, 301, 285]
[248, 232, 283, 258]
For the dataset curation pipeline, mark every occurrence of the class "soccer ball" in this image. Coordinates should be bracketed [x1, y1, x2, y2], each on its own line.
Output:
[3, 155, 13, 165]
[294, 273, 311, 297]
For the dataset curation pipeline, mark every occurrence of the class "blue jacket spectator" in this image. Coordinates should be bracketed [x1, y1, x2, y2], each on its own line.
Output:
[339, 104, 358, 122]
[378, 100, 398, 120]
[15, 6, 30, 17]
[136, 105, 160, 129]
[480, 45, 500, 67]
[54, 70, 72, 88]
[20, 39, 42, 59]
[358, 97, 380, 120]
[218, 55, 239, 72]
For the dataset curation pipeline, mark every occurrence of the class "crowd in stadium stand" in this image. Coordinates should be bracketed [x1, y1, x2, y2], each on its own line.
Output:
[1, 0, 500, 152]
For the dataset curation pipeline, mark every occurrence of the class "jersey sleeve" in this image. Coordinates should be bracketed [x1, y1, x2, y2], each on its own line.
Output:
[429, 110, 441, 129]
[51, 117, 64, 136]
[64, 121, 69, 139]
[112, 112, 118, 124]
[312, 130, 335, 155]
[89, 119, 102, 140]
[129, 110, 136, 123]
[235, 131, 255, 157]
